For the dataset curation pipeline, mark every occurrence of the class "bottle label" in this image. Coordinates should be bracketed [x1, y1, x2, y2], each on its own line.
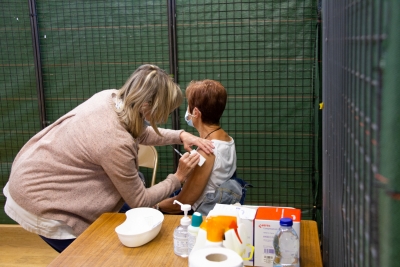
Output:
[263, 254, 274, 264]
[264, 248, 275, 254]
[174, 232, 188, 257]
[187, 234, 196, 254]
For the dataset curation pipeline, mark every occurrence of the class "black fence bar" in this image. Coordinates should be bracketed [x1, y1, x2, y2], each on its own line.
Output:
[167, 0, 180, 170]
[28, 0, 46, 129]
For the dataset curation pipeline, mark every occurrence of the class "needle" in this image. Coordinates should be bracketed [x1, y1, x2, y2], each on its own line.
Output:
[170, 145, 183, 157]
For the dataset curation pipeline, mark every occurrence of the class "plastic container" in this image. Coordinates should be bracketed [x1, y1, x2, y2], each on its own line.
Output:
[115, 207, 164, 247]
[173, 200, 191, 257]
[191, 208, 250, 259]
[272, 218, 299, 267]
[188, 212, 203, 255]
[188, 210, 244, 267]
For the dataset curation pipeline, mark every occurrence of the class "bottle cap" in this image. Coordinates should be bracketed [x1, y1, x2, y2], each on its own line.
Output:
[191, 212, 203, 227]
[280, 218, 293, 226]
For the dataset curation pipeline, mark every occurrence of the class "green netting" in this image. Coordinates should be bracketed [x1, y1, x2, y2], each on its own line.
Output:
[0, 1, 41, 224]
[0, 0, 318, 224]
[175, 0, 317, 213]
[322, 0, 387, 266]
[36, 0, 171, 122]
[379, 0, 400, 266]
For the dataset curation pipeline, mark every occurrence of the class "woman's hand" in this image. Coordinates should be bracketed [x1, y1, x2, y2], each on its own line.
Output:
[174, 152, 200, 183]
[180, 131, 214, 154]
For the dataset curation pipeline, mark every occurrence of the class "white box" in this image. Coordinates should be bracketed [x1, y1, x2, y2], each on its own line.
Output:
[254, 207, 301, 267]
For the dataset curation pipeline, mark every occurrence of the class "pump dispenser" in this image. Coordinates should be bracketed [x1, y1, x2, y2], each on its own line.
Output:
[173, 200, 192, 257]
[174, 200, 191, 226]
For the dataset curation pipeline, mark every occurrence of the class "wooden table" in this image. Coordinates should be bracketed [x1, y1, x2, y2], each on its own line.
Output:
[48, 213, 322, 267]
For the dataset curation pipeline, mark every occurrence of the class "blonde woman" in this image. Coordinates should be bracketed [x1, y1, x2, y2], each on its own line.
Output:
[3, 64, 213, 252]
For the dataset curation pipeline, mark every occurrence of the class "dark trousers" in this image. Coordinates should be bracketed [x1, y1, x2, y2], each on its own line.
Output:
[39, 200, 131, 253]
[39, 235, 75, 253]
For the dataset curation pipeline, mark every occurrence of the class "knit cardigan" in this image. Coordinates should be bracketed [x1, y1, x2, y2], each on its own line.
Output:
[8, 89, 183, 236]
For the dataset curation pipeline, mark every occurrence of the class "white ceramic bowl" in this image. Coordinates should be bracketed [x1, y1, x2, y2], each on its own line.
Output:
[115, 207, 164, 247]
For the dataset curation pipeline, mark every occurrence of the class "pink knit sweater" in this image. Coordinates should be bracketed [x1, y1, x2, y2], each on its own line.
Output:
[8, 89, 183, 236]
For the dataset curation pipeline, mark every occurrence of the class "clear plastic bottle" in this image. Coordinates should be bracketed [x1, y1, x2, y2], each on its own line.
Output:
[273, 218, 299, 267]
[187, 212, 203, 255]
[173, 200, 191, 258]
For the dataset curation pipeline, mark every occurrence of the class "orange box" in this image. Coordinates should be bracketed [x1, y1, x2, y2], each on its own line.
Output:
[253, 207, 301, 267]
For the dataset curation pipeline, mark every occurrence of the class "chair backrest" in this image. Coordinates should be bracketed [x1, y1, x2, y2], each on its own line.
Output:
[138, 144, 158, 187]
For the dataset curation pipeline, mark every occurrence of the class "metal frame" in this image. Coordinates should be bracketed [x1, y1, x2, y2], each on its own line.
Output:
[28, 0, 46, 129]
[167, 0, 180, 170]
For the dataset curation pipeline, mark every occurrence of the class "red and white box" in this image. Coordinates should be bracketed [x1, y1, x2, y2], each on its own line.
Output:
[254, 207, 301, 267]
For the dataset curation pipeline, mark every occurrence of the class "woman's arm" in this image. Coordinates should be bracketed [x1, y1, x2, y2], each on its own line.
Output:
[179, 131, 214, 155]
[158, 149, 215, 213]
[138, 127, 214, 155]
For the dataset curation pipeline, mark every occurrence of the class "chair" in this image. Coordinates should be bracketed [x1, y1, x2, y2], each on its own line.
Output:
[138, 144, 158, 187]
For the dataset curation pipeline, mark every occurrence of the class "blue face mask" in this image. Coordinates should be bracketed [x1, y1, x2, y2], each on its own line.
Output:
[184, 110, 194, 127]
[144, 119, 151, 127]
[141, 103, 152, 127]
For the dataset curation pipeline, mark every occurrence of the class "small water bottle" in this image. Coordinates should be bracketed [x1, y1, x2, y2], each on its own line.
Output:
[173, 200, 191, 258]
[273, 218, 299, 267]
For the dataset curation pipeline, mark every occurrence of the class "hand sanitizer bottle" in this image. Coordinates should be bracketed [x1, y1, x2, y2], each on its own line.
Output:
[173, 200, 191, 258]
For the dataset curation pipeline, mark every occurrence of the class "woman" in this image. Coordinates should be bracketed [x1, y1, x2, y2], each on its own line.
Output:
[3, 64, 213, 252]
[158, 80, 242, 215]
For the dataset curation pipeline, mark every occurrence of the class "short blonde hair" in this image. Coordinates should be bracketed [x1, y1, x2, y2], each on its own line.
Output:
[116, 64, 183, 138]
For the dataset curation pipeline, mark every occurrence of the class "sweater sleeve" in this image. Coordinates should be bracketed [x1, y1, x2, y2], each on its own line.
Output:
[137, 126, 184, 146]
[98, 139, 181, 208]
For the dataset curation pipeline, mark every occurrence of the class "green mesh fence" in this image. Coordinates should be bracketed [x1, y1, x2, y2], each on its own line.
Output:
[36, 0, 171, 122]
[0, 1, 41, 224]
[322, 0, 394, 266]
[0, 0, 174, 223]
[0, 0, 318, 225]
[175, 0, 317, 216]
[379, 0, 400, 266]
[33, 0, 176, 190]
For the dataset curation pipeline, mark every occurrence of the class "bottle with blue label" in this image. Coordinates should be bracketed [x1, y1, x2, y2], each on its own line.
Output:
[173, 200, 191, 258]
[272, 218, 299, 267]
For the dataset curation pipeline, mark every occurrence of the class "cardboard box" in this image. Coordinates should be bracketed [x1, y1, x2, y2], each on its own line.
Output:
[254, 207, 301, 267]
